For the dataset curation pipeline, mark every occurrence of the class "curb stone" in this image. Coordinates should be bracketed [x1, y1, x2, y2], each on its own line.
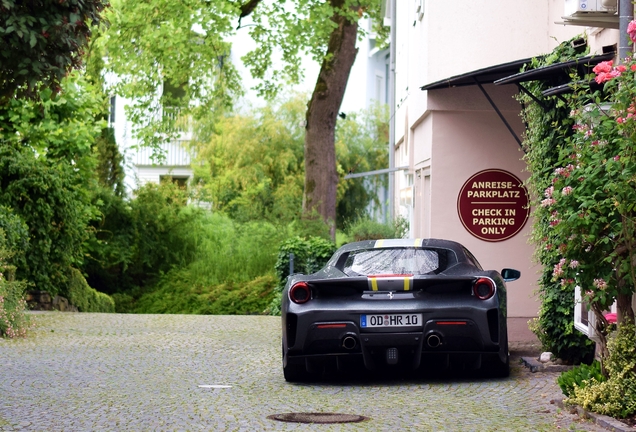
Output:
[520, 356, 573, 373]
[552, 399, 636, 432]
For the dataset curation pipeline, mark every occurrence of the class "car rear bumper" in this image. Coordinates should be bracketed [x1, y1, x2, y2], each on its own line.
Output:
[284, 308, 505, 370]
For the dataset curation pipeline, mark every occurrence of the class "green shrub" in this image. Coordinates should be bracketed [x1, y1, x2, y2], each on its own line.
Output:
[0, 206, 29, 266]
[557, 360, 605, 397]
[113, 212, 290, 314]
[0, 269, 29, 338]
[567, 321, 636, 418]
[130, 268, 276, 315]
[111, 292, 135, 313]
[66, 267, 115, 313]
[198, 275, 276, 315]
[269, 236, 337, 315]
[183, 215, 285, 287]
[274, 236, 336, 283]
[0, 228, 30, 338]
[345, 216, 409, 242]
[528, 274, 594, 363]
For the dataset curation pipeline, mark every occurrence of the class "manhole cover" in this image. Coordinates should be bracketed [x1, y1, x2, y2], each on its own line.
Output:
[267, 413, 368, 424]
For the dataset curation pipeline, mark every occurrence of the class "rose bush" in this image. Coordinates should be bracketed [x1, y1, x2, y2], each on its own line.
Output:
[545, 21, 636, 418]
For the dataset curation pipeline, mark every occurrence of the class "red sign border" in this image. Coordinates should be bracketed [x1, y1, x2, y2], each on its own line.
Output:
[457, 169, 530, 243]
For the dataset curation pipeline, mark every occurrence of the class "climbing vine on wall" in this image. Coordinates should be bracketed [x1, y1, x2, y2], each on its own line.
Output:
[518, 36, 595, 362]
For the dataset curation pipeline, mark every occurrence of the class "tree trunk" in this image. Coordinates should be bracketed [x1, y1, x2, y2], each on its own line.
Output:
[303, 2, 359, 239]
[617, 292, 635, 324]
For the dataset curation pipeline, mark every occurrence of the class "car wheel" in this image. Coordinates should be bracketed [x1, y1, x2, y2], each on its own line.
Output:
[283, 361, 312, 382]
[491, 353, 510, 378]
[282, 344, 313, 382]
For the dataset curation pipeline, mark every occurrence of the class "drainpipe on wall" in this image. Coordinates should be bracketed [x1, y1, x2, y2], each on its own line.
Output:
[619, 0, 634, 61]
[388, 0, 396, 221]
[618, 0, 635, 324]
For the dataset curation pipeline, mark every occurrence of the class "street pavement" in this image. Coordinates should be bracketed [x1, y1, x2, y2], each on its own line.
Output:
[0, 312, 609, 431]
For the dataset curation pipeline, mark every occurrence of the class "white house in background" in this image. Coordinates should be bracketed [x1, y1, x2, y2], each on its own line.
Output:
[388, 0, 621, 320]
[111, 16, 389, 196]
[109, 93, 193, 194]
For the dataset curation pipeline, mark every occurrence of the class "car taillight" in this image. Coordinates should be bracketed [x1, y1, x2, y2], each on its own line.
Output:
[473, 277, 495, 300]
[289, 282, 311, 304]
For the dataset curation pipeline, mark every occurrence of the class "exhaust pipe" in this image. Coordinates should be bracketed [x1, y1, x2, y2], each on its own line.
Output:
[342, 334, 358, 350]
[426, 333, 442, 348]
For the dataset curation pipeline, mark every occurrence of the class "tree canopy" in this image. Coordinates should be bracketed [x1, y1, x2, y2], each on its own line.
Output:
[0, 0, 107, 101]
[102, 0, 385, 236]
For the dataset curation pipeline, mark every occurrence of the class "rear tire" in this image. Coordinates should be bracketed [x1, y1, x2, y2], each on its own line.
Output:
[283, 361, 312, 382]
[491, 353, 510, 378]
[282, 344, 314, 383]
[487, 334, 510, 377]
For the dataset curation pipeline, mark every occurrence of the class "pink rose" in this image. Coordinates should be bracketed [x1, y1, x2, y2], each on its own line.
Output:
[593, 60, 613, 74]
[544, 186, 554, 198]
[541, 198, 556, 207]
[628, 20, 636, 43]
[595, 72, 608, 84]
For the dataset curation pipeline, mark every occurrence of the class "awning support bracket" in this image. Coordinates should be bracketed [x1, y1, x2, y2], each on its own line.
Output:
[516, 83, 549, 111]
[473, 78, 523, 149]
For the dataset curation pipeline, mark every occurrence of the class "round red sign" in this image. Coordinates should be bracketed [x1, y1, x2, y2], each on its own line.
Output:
[457, 169, 530, 242]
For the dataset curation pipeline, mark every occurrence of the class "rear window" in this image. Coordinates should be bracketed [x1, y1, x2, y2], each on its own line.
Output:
[340, 248, 447, 276]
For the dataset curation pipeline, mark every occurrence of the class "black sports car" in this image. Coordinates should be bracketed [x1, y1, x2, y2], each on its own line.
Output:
[281, 238, 520, 381]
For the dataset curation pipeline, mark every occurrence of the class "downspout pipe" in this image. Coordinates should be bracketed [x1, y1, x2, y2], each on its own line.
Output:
[388, 0, 396, 221]
[619, 0, 634, 62]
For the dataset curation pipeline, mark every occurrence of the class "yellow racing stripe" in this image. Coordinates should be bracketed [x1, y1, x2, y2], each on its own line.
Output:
[371, 277, 378, 291]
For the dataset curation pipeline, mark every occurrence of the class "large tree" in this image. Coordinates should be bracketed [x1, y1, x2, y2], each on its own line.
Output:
[0, 0, 107, 101]
[103, 0, 384, 236]
[223, 0, 384, 237]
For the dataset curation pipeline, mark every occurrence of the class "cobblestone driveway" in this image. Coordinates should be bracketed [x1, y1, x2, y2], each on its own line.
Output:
[0, 313, 607, 431]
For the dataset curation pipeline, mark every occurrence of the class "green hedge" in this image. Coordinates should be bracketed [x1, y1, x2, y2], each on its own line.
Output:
[269, 236, 336, 315]
[123, 269, 277, 315]
[67, 267, 115, 313]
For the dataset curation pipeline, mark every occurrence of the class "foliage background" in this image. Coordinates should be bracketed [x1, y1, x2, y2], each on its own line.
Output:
[0, 74, 103, 299]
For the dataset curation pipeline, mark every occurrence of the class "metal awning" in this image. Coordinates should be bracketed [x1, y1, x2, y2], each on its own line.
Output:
[540, 79, 604, 97]
[419, 57, 533, 91]
[420, 58, 536, 148]
[493, 49, 615, 106]
[493, 51, 615, 87]
[418, 48, 616, 150]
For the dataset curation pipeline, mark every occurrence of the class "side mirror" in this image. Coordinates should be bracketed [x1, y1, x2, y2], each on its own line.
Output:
[501, 268, 520, 282]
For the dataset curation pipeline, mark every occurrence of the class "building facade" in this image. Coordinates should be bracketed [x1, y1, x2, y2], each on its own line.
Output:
[390, 0, 620, 318]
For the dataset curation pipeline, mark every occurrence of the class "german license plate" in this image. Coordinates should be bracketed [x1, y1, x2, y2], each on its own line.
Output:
[360, 313, 422, 328]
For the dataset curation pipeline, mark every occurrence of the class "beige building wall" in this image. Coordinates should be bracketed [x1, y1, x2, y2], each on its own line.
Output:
[392, 1, 588, 318]
[427, 86, 538, 317]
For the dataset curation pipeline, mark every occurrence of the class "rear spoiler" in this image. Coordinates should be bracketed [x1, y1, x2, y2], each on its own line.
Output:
[304, 275, 477, 293]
